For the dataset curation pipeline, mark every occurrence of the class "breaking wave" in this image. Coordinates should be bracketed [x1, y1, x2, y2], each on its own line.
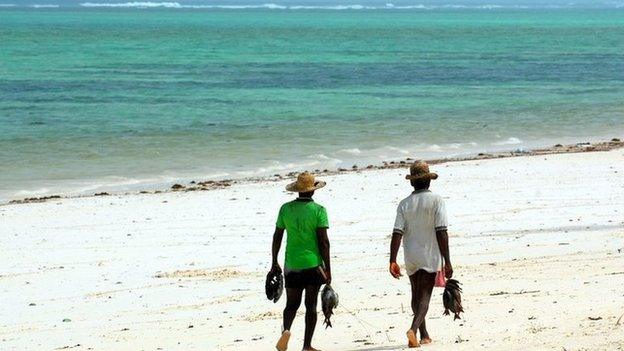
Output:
[492, 137, 523, 146]
[0, 2, 612, 9]
[81, 2, 184, 7]
[29, 4, 60, 7]
[75, 2, 585, 10]
[78, 2, 384, 9]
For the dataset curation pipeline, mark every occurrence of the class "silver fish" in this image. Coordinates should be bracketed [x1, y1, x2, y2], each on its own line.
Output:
[321, 284, 339, 328]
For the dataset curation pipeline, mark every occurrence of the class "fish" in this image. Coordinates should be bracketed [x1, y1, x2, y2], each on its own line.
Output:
[321, 284, 339, 328]
[442, 279, 464, 320]
[265, 270, 284, 303]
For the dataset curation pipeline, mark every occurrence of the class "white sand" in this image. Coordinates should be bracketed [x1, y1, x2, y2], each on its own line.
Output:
[1, 149, 624, 351]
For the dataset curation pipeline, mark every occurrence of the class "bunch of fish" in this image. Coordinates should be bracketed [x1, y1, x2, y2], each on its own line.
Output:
[442, 279, 464, 320]
[265, 270, 284, 303]
[321, 284, 339, 328]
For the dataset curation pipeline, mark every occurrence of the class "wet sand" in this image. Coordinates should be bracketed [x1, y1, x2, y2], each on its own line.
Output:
[6, 139, 623, 206]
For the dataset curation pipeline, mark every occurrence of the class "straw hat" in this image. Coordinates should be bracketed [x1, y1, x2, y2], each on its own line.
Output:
[405, 161, 438, 181]
[286, 172, 326, 192]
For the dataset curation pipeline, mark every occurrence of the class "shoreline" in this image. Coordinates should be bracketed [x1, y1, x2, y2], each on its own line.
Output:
[5, 137, 622, 206]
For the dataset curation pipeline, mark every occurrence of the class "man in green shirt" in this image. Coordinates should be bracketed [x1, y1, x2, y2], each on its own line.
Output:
[270, 172, 331, 351]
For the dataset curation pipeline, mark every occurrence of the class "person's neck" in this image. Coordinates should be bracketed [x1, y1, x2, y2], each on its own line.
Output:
[297, 193, 313, 201]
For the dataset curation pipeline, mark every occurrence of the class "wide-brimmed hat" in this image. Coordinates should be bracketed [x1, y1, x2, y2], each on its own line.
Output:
[405, 161, 438, 181]
[286, 172, 326, 192]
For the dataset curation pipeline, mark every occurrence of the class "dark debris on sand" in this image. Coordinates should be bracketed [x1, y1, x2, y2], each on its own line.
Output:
[4, 139, 622, 206]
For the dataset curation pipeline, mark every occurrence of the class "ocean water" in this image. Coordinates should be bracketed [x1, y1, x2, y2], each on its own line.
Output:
[1, 5, 623, 202]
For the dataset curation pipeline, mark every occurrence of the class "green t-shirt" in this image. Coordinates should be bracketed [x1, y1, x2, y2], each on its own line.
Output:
[276, 199, 329, 270]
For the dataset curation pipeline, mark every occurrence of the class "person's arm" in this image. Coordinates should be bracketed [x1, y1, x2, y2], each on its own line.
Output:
[389, 232, 403, 279]
[434, 196, 452, 278]
[435, 229, 453, 278]
[271, 227, 285, 273]
[389, 203, 405, 279]
[316, 228, 331, 283]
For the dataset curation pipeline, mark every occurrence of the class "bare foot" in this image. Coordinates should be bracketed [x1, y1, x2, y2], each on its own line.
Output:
[276, 330, 291, 351]
[406, 330, 421, 348]
[420, 337, 432, 345]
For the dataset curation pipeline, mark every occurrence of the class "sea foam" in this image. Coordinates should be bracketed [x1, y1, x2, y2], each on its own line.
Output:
[493, 137, 523, 146]
[80, 2, 183, 7]
[0, 2, 619, 9]
[80, 2, 291, 8]
[76, 2, 537, 10]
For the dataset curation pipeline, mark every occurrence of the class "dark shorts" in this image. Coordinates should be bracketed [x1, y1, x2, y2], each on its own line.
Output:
[285, 266, 326, 289]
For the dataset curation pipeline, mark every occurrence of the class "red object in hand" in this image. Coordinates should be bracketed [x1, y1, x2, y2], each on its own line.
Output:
[435, 270, 446, 288]
[389, 262, 402, 279]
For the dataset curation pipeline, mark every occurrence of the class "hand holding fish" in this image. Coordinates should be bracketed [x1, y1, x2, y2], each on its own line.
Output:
[444, 262, 453, 279]
[270, 262, 282, 274]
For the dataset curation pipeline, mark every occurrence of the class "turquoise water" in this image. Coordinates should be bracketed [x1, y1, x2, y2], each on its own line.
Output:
[1, 7, 623, 201]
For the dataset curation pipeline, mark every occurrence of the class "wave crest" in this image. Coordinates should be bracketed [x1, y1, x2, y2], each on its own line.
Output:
[29, 4, 60, 7]
[77, 2, 534, 10]
[81, 2, 183, 7]
[493, 137, 523, 146]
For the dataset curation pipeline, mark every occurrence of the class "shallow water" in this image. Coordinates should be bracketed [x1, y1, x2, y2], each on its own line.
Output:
[1, 6, 623, 201]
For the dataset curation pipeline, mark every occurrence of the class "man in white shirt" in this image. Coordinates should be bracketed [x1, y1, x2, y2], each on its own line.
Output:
[388, 160, 453, 348]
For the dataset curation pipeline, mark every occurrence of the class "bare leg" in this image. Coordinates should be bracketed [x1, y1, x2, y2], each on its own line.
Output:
[409, 270, 436, 339]
[284, 288, 303, 331]
[303, 284, 321, 350]
[419, 320, 431, 344]
[277, 288, 303, 351]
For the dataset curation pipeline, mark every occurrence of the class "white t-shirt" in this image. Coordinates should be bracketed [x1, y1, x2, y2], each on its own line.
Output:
[393, 189, 448, 275]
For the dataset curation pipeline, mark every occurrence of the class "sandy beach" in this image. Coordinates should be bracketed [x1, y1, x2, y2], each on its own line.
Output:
[2, 147, 624, 351]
